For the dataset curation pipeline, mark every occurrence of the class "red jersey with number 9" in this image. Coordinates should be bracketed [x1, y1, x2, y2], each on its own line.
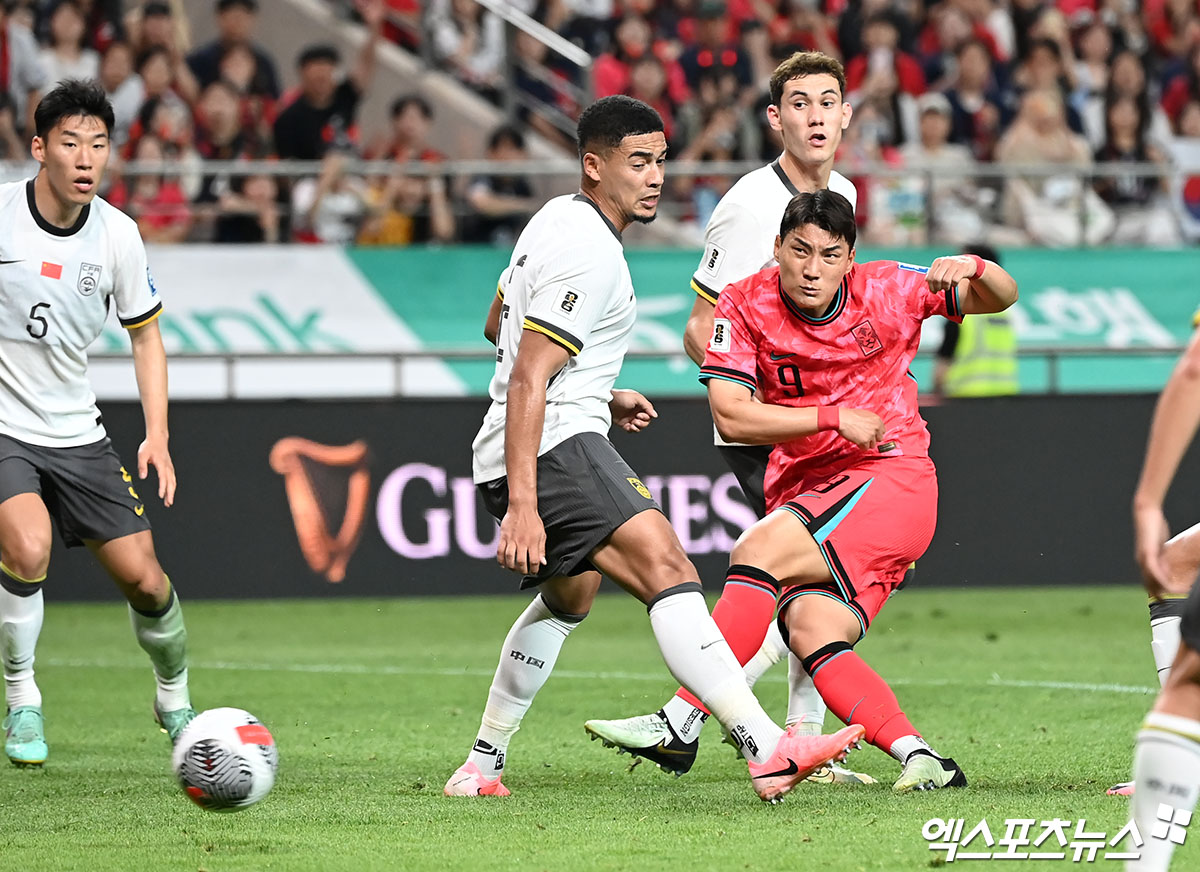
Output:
[699, 261, 964, 510]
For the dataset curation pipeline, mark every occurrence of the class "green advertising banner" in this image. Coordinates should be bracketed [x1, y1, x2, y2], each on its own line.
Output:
[349, 246, 1200, 396]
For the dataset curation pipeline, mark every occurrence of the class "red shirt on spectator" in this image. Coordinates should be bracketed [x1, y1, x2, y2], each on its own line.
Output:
[845, 50, 926, 96]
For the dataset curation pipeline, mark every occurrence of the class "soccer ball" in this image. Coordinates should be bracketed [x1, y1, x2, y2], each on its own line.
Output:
[171, 707, 278, 812]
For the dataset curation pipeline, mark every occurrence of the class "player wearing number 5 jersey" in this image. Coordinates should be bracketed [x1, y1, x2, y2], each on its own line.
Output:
[0, 80, 195, 767]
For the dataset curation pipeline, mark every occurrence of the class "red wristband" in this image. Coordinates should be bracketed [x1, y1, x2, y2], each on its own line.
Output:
[817, 406, 839, 431]
[966, 254, 986, 280]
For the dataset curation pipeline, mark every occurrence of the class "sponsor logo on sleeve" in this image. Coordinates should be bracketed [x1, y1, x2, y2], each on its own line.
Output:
[701, 243, 726, 277]
[710, 318, 731, 352]
[555, 285, 585, 320]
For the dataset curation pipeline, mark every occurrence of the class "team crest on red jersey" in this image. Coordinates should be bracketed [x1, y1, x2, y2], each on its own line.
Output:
[850, 321, 883, 357]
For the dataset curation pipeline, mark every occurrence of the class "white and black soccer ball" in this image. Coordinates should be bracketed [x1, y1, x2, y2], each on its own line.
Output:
[171, 707, 278, 812]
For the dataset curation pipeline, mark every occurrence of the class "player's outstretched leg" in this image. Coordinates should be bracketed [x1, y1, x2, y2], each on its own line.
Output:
[1126, 644, 1200, 871]
[585, 562, 780, 775]
[588, 510, 863, 802]
[445, 579, 595, 797]
[780, 593, 965, 792]
[0, 493, 52, 767]
[91, 532, 194, 743]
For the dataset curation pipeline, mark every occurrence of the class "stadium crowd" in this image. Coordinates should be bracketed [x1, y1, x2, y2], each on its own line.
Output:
[0, 0, 1196, 244]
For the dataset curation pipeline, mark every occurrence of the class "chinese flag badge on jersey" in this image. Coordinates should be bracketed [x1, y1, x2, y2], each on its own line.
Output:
[41, 262, 62, 279]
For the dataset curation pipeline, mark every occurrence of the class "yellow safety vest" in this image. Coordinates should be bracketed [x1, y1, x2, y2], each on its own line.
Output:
[944, 314, 1018, 397]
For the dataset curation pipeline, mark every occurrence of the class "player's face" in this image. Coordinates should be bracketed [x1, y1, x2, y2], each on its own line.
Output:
[768, 74, 852, 166]
[774, 224, 855, 316]
[593, 131, 667, 226]
[31, 114, 111, 208]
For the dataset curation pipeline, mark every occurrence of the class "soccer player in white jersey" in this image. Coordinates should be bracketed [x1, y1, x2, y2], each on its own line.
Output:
[1122, 328, 1200, 869]
[584, 52, 876, 784]
[0, 80, 194, 766]
[444, 95, 864, 802]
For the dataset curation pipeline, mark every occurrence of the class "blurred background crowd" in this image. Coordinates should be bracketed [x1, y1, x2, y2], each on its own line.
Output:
[1, 0, 1197, 246]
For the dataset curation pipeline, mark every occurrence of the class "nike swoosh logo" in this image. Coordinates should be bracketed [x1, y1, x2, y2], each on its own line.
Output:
[652, 740, 692, 756]
[134, 505, 145, 516]
[753, 758, 799, 780]
[0, 259, 23, 265]
[768, 351, 795, 360]
[700, 640, 721, 649]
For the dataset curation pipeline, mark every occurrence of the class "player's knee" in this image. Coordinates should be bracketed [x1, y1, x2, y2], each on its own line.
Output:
[782, 600, 857, 659]
[0, 528, 52, 581]
[1162, 542, 1200, 592]
[121, 562, 170, 606]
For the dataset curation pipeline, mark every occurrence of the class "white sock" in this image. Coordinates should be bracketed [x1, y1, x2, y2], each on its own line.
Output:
[1150, 615, 1182, 687]
[889, 734, 934, 763]
[661, 694, 707, 743]
[742, 620, 788, 688]
[647, 587, 782, 765]
[785, 652, 828, 730]
[129, 585, 190, 712]
[1, 586, 44, 710]
[467, 594, 584, 777]
[1129, 712, 1200, 872]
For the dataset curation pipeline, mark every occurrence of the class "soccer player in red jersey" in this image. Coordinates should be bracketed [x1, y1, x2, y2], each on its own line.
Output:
[604, 189, 1018, 790]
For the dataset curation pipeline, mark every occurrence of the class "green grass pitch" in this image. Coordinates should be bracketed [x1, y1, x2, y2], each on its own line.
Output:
[0, 586, 1190, 871]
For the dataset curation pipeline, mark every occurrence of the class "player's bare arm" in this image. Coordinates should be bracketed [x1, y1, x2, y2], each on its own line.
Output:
[927, 255, 1018, 315]
[1132, 328, 1200, 595]
[483, 292, 503, 345]
[129, 320, 175, 508]
[707, 379, 883, 449]
[498, 330, 570, 575]
[683, 295, 716, 366]
[609, 389, 657, 433]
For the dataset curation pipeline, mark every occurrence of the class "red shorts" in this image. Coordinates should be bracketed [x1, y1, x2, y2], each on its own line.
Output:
[774, 455, 937, 639]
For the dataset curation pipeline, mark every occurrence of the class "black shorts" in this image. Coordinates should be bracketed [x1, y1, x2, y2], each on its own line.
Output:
[0, 433, 152, 548]
[1180, 581, 1200, 652]
[478, 431, 660, 587]
[717, 443, 772, 519]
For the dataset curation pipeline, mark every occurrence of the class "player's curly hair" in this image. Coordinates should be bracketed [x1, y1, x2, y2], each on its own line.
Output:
[780, 190, 857, 249]
[576, 95, 664, 160]
[769, 51, 846, 106]
[34, 78, 115, 141]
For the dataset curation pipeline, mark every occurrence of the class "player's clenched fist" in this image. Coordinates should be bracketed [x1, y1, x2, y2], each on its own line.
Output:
[924, 255, 980, 294]
[836, 408, 885, 450]
[497, 503, 547, 575]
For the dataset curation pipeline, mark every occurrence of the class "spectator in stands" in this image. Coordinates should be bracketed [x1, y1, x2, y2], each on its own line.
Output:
[39, 0, 100, 86]
[957, 0, 1013, 62]
[427, 0, 505, 101]
[627, 54, 677, 144]
[187, 0, 279, 98]
[899, 91, 984, 243]
[66, 0, 124, 54]
[594, 14, 689, 109]
[0, 91, 24, 160]
[942, 37, 1007, 160]
[994, 88, 1114, 246]
[368, 94, 444, 162]
[1178, 100, 1200, 139]
[273, 0, 382, 161]
[0, 0, 48, 137]
[1071, 15, 1112, 150]
[838, 0, 914, 65]
[463, 125, 538, 246]
[293, 150, 369, 243]
[1093, 94, 1181, 245]
[1164, 45, 1200, 132]
[918, 5, 976, 91]
[1105, 48, 1173, 147]
[768, 0, 839, 64]
[108, 133, 193, 243]
[99, 40, 141, 145]
[132, 45, 189, 131]
[356, 151, 455, 246]
[846, 14, 924, 148]
[677, 0, 753, 107]
[129, 1, 198, 104]
[1146, 0, 1200, 65]
[1011, 38, 1084, 134]
[214, 41, 275, 150]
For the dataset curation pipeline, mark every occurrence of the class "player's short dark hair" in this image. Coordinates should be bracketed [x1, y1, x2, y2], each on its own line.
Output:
[390, 94, 433, 120]
[961, 242, 1000, 264]
[575, 95, 663, 160]
[298, 44, 340, 67]
[34, 78, 114, 141]
[779, 190, 857, 249]
[769, 51, 846, 106]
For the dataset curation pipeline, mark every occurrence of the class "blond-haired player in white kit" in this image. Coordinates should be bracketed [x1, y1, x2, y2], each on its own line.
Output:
[585, 52, 884, 784]
[0, 80, 193, 766]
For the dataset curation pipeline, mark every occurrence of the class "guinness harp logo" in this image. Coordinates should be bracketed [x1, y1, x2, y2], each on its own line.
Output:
[269, 438, 370, 583]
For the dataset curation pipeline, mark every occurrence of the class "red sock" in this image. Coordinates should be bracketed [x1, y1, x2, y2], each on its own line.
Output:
[808, 646, 919, 752]
[676, 564, 778, 712]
